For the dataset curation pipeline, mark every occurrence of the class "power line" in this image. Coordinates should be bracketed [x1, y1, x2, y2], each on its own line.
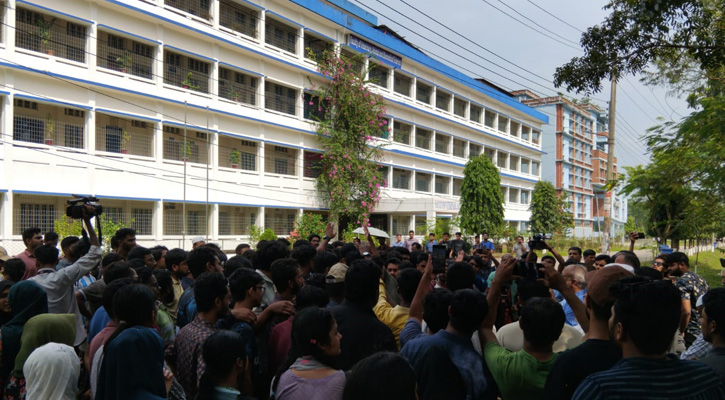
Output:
[492, 0, 581, 47]
[524, 0, 585, 33]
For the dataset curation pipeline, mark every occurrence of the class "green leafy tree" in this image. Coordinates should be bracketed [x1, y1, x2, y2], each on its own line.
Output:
[54, 215, 128, 254]
[259, 228, 278, 242]
[529, 181, 573, 235]
[292, 213, 327, 243]
[310, 50, 387, 225]
[459, 155, 504, 237]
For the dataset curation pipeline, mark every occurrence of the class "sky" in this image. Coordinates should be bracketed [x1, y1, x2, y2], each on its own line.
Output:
[350, 0, 691, 169]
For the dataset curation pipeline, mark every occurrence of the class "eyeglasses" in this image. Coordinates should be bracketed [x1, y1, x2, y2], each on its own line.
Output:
[254, 286, 266, 293]
[652, 261, 664, 266]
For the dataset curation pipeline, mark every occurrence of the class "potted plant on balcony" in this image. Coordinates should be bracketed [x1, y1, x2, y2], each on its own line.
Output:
[116, 51, 132, 73]
[229, 87, 240, 102]
[229, 149, 240, 169]
[120, 129, 131, 154]
[181, 72, 199, 90]
[45, 114, 54, 145]
[37, 17, 57, 56]
[183, 141, 192, 162]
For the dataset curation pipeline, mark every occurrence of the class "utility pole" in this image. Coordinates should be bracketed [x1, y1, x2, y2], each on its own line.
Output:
[602, 79, 617, 253]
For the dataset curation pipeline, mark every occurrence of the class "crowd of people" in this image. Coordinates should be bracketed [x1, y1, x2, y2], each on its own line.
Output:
[0, 208, 723, 400]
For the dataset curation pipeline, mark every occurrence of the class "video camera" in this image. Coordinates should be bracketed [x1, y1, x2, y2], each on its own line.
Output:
[66, 195, 103, 219]
[513, 261, 545, 280]
[528, 233, 552, 250]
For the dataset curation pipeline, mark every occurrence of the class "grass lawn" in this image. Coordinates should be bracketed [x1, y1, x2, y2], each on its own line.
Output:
[691, 248, 725, 288]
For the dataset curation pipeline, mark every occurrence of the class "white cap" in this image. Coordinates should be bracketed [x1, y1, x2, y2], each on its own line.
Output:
[696, 294, 706, 308]
[191, 236, 206, 245]
[604, 263, 635, 274]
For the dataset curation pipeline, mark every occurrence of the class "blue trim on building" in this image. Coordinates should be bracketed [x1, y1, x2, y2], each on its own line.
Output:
[325, 0, 378, 25]
[17, 0, 94, 24]
[218, 61, 265, 77]
[266, 11, 304, 28]
[12, 190, 86, 197]
[97, 24, 162, 44]
[163, 44, 217, 63]
[235, 0, 265, 11]
[14, 93, 93, 110]
[96, 108, 161, 122]
[97, 194, 161, 202]
[0, 90, 11, 96]
[289, 0, 547, 123]
[303, 27, 337, 43]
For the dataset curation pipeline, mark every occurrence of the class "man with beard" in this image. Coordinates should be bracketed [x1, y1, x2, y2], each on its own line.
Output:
[669, 252, 709, 347]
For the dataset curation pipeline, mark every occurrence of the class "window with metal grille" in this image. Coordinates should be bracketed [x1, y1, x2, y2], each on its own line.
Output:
[303, 151, 322, 178]
[13, 116, 44, 144]
[416, 82, 432, 104]
[415, 128, 431, 150]
[164, 51, 210, 93]
[265, 82, 297, 115]
[19, 203, 55, 234]
[452, 179, 462, 196]
[16, 9, 88, 62]
[497, 152, 508, 169]
[498, 116, 509, 133]
[453, 98, 466, 117]
[521, 158, 530, 174]
[369, 63, 389, 89]
[435, 176, 449, 194]
[469, 143, 481, 158]
[452, 139, 466, 158]
[394, 73, 412, 97]
[392, 169, 410, 190]
[265, 18, 297, 54]
[436, 91, 451, 111]
[220, 0, 258, 38]
[484, 110, 496, 128]
[219, 68, 257, 105]
[131, 208, 153, 235]
[434, 133, 449, 154]
[470, 104, 482, 123]
[415, 172, 431, 192]
[304, 32, 332, 61]
[393, 121, 411, 145]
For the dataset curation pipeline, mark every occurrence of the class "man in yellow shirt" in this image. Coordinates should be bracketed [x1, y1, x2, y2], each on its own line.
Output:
[374, 268, 422, 347]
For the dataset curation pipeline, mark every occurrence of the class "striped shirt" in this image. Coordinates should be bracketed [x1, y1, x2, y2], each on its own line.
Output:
[572, 355, 725, 400]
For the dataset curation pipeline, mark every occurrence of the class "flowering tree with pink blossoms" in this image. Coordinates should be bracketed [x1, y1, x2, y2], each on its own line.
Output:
[309, 50, 387, 225]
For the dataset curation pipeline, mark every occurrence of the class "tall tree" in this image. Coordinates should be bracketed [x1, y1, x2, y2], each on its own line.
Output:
[459, 155, 504, 236]
[529, 181, 574, 235]
[311, 50, 387, 225]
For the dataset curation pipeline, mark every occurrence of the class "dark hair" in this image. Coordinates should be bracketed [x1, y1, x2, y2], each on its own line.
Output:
[395, 247, 410, 257]
[386, 250, 402, 261]
[583, 249, 596, 257]
[563, 259, 579, 267]
[21, 227, 41, 244]
[343, 353, 416, 400]
[188, 247, 217, 278]
[44, 231, 58, 242]
[568, 247, 582, 256]
[102, 253, 123, 268]
[308, 234, 321, 242]
[594, 254, 612, 264]
[386, 258, 402, 267]
[423, 288, 453, 333]
[273, 308, 338, 393]
[291, 245, 317, 267]
[541, 255, 556, 263]
[3, 259, 26, 282]
[411, 243, 422, 251]
[344, 260, 380, 305]
[668, 252, 689, 268]
[277, 238, 291, 248]
[446, 262, 476, 292]
[150, 245, 168, 262]
[128, 258, 146, 270]
[409, 251, 421, 265]
[228, 268, 263, 304]
[397, 269, 422, 304]
[313, 251, 338, 274]
[611, 276, 681, 355]
[199, 331, 247, 400]
[520, 297, 565, 347]
[295, 285, 329, 310]
[343, 249, 363, 266]
[443, 232, 450, 236]
[293, 239, 311, 248]
[468, 255, 484, 270]
[110, 235, 119, 251]
[448, 289, 488, 334]
[135, 266, 155, 286]
[128, 246, 151, 261]
[113, 227, 136, 242]
[60, 236, 79, 252]
[165, 248, 188, 272]
[613, 250, 641, 269]
[516, 278, 550, 303]
[522, 252, 538, 263]
[203, 243, 227, 264]
[235, 243, 250, 253]
[398, 261, 415, 270]
[271, 259, 300, 294]
[105, 284, 156, 352]
[34, 244, 59, 266]
[224, 255, 252, 277]
[256, 240, 290, 272]
[103, 262, 136, 284]
[635, 267, 663, 280]
[588, 293, 614, 321]
[703, 288, 725, 337]
[102, 278, 135, 320]
[153, 269, 175, 304]
[194, 272, 228, 313]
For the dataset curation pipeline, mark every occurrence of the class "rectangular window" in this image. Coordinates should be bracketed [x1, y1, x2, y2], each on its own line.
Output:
[452, 138, 466, 158]
[416, 81, 432, 104]
[435, 175, 450, 194]
[452, 178, 462, 196]
[415, 128, 431, 150]
[415, 172, 431, 192]
[303, 93, 327, 121]
[265, 144, 297, 176]
[394, 73, 412, 97]
[165, 0, 212, 20]
[265, 82, 297, 115]
[303, 151, 322, 178]
[369, 63, 389, 89]
[220, 0, 259, 38]
[497, 152, 508, 169]
[265, 18, 297, 54]
[498, 116, 509, 134]
[484, 148, 496, 162]
[392, 168, 410, 190]
[510, 121, 520, 138]
[435, 133, 449, 154]
[97, 31, 154, 79]
[509, 155, 519, 171]
[484, 110, 496, 128]
[470, 104, 482, 123]
[393, 121, 411, 145]
[219, 67, 258, 106]
[521, 158, 530, 174]
[392, 216, 411, 236]
[436, 90, 451, 112]
[521, 190, 530, 205]
[164, 51, 210, 93]
[453, 98, 466, 117]
[469, 143, 482, 158]
[96, 114, 153, 157]
[13, 115, 44, 144]
[131, 208, 153, 235]
[532, 130, 541, 145]
[341, 49, 363, 75]
[521, 126, 531, 142]
[19, 203, 56, 234]
[304, 32, 332, 61]
[16, 9, 88, 63]
[219, 135, 256, 171]
[509, 188, 519, 203]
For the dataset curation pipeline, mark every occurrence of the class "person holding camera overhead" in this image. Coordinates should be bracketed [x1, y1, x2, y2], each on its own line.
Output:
[28, 204, 102, 346]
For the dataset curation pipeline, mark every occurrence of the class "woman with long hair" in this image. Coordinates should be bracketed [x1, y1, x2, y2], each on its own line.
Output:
[272, 308, 344, 400]
[343, 353, 417, 400]
[197, 330, 253, 400]
[0, 281, 14, 328]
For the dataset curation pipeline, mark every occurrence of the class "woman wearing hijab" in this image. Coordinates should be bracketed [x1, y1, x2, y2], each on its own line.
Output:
[3, 313, 76, 400]
[0, 281, 47, 397]
[0, 281, 14, 327]
[23, 343, 79, 400]
[95, 284, 172, 400]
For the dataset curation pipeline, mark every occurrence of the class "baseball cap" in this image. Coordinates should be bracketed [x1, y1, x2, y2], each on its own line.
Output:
[696, 294, 705, 308]
[326, 262, 349, 284]
[191, 236, 205, 245]
[585, 265, 634, 306]
[0, 246, 9, 262]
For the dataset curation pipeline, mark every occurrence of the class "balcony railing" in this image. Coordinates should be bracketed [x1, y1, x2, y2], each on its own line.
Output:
[219, 68, 258, 106]
[164, 51, 211, 93]
[219, 135, 256, 171]
[265, 83, 297, 115]
[264, 145, 297, 176]
[97, 31, 154, 79]
[96, 114, 153, 157]
[218, 205, 256, 235]
[16, 9, 87, 63]
[165, 0, 212, 21]
[219, 0, 258, 38]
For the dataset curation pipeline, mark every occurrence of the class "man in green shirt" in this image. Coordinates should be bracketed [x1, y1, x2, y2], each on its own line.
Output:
[480, 258, 585, 400]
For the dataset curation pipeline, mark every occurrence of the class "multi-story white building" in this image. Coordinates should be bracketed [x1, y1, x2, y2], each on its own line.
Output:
[0, 0, 547, 252]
